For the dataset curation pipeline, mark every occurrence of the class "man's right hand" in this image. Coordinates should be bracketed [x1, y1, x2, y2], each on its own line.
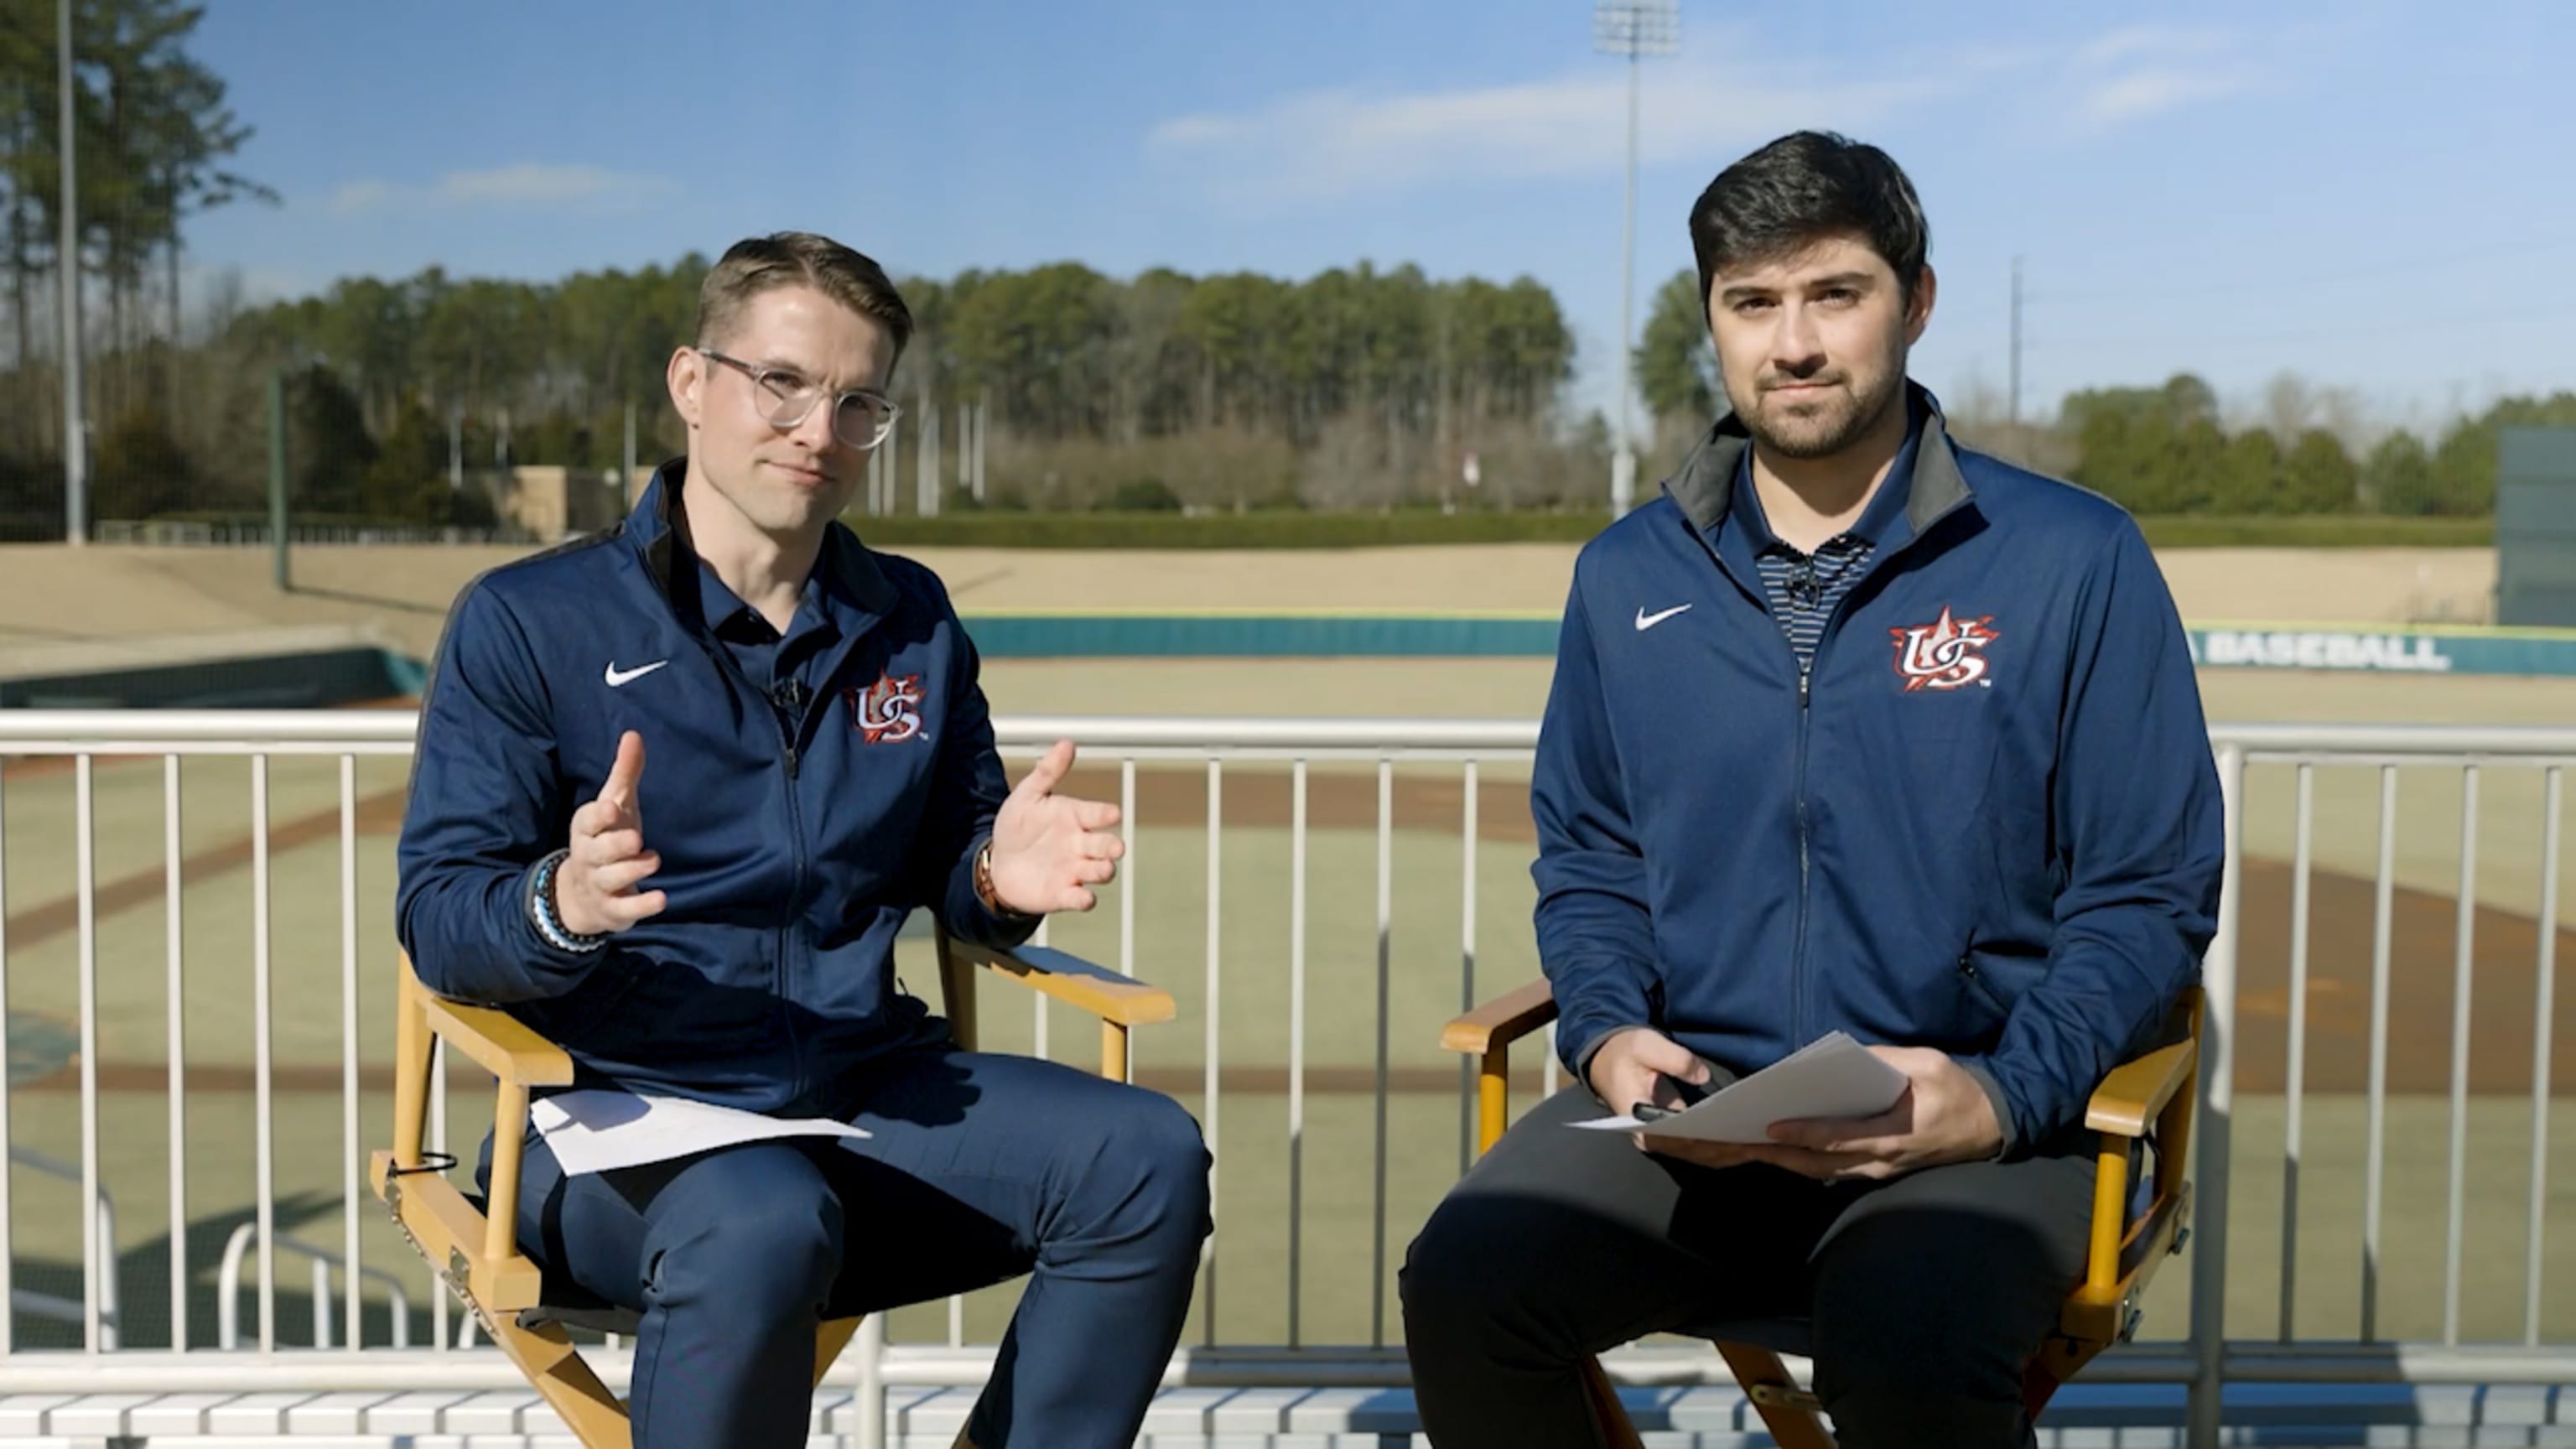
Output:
[1587, 1026, 1710, 1120]
[1592, 1027, 1766, 1166]
[555, 730, 667, 937]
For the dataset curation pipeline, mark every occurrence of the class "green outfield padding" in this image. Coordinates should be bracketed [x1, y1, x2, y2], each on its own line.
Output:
[945, 611, 2576, 678]
[0, 645, 423, 709]
[9, 614, 2576, 711]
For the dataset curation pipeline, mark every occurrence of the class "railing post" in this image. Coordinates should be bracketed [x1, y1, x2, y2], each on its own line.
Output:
[854, 1311, 887, 1449]
[2188, 742, 2246, 1449]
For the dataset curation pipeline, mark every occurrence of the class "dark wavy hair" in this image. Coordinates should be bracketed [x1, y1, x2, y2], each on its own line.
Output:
[1688, 131, 1929, 309]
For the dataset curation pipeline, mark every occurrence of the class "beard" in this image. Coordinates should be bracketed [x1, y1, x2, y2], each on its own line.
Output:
[1735, 355, 1907, 461]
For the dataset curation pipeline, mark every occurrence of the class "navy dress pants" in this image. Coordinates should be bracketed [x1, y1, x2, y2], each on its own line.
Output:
[481, 1045, 1213, 1449]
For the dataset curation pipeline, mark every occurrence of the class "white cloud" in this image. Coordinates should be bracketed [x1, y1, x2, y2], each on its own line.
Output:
[1145, 21, 2287, 208]
[2068, 24, 2263, 128]
[325, 164, 678, 217]
[2080, 66, 2259, 124]
[2076, 24, 2234, 69]
[1144, 27, 1990, 206]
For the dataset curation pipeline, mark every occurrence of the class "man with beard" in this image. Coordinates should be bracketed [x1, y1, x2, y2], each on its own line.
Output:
[1398, 132, 2222, 1448]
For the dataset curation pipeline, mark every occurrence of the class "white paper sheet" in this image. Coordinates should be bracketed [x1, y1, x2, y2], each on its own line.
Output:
[1571, 1032, 1909, 1143]
[530, 1089, 870, 1176]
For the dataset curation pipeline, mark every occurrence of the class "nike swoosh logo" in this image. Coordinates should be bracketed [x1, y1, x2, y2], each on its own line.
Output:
[1634, 604, 1693, 631]
[604, 660, 670, 688]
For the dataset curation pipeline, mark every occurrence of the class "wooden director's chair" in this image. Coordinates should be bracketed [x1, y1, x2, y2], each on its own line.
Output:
[370, 927, 1175, 1449]
[1441, 980, 2202, 1449]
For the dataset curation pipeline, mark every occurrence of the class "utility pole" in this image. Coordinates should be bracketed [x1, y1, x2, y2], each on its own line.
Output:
[917, 392, 939, 517]
[2008, 255, 2024, 431]
[57, 0, 86, 544]
[267, 367, 289, 590]
[1593, 0, 1678, 519]
[882, 413, 899, 514]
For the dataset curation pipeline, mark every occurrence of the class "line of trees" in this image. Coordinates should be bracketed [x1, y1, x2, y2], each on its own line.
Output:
[0, 0, 273, 531]
[223, 257, 1592, 517]
[7, 242, 1606, 527]
[130, 252, 2576, 532]
[1633, 268, 2575, 518]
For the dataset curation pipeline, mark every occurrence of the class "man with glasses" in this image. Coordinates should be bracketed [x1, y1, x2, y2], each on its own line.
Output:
[397, 231, 1212, 1449]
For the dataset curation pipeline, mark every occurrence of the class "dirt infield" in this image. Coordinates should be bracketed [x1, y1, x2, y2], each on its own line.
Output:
[1053, 763, 2575, 1098]
[7, 757, 2564, 1098]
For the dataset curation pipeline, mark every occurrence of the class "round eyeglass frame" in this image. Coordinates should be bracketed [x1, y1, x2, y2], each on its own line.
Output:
[699, 346, 901, 449]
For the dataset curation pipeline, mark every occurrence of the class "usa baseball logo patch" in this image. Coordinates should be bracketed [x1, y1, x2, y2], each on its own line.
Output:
[1890, 606, 1998, 691]
[849, 672, 927, 743]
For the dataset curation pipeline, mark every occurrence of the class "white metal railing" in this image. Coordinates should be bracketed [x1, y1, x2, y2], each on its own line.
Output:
[0, 709, 2569, 1449]
[8, 1149, 115, 1349]
[215, 1225, 411, 1351]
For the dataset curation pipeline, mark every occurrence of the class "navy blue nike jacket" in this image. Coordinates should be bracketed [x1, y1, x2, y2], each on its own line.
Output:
[1535, 385, 2223, 1156]
[394, 464, 1033, 1115]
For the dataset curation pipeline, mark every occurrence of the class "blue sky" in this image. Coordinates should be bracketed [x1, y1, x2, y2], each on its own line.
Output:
[184, 0, 2575, 439]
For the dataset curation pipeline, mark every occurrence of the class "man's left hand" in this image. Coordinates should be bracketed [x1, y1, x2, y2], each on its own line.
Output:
[987, 739, 1124, 914]
[1641, 1047, 2002, 1181]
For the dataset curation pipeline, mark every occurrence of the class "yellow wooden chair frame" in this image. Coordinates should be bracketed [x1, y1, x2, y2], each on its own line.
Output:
[1441, 981, 2200, 1449]
[370, 927, 1176, 1449]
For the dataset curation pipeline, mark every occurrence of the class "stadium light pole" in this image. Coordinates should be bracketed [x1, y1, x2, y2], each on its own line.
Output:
[57, 0, 86, 545]
[1593, 0, 1676, 519]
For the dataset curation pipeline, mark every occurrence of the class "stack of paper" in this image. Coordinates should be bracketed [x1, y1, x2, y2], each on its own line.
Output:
[531, 1090, 872, 1176]
[1574, 1032, 1909, 1143]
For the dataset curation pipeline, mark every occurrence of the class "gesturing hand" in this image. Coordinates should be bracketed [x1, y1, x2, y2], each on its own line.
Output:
[986, 739, 1125, 914]
[555, 730, 667, 937]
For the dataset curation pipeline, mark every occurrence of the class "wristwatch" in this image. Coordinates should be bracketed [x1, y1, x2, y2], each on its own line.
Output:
[974, 840, 1036, 921]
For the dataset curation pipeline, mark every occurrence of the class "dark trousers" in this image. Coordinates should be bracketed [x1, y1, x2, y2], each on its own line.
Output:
[483, 1046, 1213, 1449]
[1398, 1084, 2096, 1448]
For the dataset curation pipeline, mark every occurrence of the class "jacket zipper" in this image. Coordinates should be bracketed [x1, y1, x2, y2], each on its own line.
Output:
[704, 637, 812, 1104]
[1789, 656, 1815, 1044]
[1779, 496, 1971, 1046]
[1685, 475, 1974, 1054]
[776, 719, 810, 1104]
[1958, 953, 2009, 1016]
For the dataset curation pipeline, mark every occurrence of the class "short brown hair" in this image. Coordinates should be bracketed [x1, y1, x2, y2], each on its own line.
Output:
[694, 231, 914, 365]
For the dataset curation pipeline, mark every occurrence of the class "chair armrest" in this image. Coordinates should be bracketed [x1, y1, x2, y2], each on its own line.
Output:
[421, 995, 576, 1088]
[942, 939, 1177, 1028]
[1442, 977, 1560, 1056]
[2085, 1036, 2196, 1139]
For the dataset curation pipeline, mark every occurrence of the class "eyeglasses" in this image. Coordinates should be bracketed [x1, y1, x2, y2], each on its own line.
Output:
[699, 347, 901, 450]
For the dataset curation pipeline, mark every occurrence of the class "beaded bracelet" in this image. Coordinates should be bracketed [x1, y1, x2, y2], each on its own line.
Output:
[528, 847, 610, 953]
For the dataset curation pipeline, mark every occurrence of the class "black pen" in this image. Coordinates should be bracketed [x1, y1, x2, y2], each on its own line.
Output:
[1632, 1070, 1714, 1122]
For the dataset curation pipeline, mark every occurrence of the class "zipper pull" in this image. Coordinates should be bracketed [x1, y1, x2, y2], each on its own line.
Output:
[1798, 662, 1812, 708]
